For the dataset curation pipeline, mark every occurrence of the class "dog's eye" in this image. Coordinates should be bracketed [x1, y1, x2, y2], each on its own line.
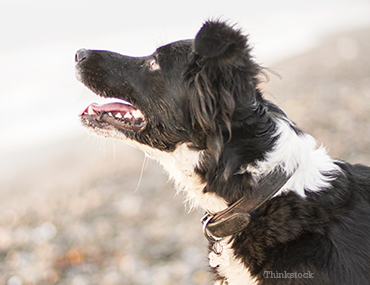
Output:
[149, 59, 160, 71]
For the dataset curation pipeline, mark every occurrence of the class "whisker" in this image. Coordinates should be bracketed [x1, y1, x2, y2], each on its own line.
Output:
[134, 153, 148, 193]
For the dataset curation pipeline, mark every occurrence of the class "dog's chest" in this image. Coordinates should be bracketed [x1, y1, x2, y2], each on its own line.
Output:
[211, 239, 257, 285]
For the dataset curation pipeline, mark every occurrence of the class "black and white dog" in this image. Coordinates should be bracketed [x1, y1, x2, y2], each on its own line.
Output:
[75, 20, 370, 285]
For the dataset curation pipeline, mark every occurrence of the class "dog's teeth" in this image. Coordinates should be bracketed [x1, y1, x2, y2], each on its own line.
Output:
[124, 113, 132, 119]
[87, 106, 96, 115]
[108, 112, 113, 116]
[115, 113, 123, 118]
[132, 109, 144, 118]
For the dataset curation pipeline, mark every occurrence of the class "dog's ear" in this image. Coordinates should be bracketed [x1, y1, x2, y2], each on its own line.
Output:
[194, 20, 247, 60]
[186, 20, 261, 157]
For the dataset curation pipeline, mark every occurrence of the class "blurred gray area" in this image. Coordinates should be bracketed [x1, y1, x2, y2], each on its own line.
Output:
[0, 138, 210, 285]
[1, 27, 370, 285]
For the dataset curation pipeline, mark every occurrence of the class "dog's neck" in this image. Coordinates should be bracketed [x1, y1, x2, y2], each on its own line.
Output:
[140, 143, 228, 212]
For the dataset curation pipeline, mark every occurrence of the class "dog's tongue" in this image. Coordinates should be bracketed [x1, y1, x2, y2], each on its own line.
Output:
[90, 102, 133, 113]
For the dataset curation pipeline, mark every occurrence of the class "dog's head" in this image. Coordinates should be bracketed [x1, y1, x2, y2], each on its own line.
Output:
[76, 20, 265, 158]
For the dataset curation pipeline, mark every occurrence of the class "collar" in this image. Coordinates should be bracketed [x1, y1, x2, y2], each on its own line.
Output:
[201, 167, 292, 242]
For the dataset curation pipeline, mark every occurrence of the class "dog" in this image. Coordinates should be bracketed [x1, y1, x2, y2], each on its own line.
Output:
[75, 20, 370, 285]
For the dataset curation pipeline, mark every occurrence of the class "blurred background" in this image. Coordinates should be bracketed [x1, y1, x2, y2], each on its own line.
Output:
[0, 0, 369, 284]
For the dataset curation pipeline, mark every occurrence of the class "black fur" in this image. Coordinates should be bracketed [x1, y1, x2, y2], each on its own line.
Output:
[76, 20, 370, 284]
[232, 163, 370, 284]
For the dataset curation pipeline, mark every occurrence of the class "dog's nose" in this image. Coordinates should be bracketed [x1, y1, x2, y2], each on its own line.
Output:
[75, 49, 89, 63]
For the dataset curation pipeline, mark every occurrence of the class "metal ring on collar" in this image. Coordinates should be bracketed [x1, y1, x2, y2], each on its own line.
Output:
[202, 215, 225, 243]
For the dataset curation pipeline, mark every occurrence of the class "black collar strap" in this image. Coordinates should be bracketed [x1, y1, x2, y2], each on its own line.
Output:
[202, 168, 292, 241]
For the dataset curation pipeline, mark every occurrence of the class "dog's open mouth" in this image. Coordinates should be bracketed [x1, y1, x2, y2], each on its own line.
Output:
[79, 99, 147, 133]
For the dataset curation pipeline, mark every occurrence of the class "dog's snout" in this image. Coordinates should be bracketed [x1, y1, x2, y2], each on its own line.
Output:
[75, 49, 89, 63]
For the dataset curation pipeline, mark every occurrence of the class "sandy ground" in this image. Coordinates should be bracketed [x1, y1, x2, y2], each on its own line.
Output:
[0, 137, 211, 285]
[1, 26, 369, 285]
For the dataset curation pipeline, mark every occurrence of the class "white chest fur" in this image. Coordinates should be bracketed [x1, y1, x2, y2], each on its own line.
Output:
[213, 239, 257, 285]
[138, 143, 228, 212]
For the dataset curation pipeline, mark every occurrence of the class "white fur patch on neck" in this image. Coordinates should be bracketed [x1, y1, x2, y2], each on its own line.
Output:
[134, 143, 228, 212]
[247, 118, 340, 197]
